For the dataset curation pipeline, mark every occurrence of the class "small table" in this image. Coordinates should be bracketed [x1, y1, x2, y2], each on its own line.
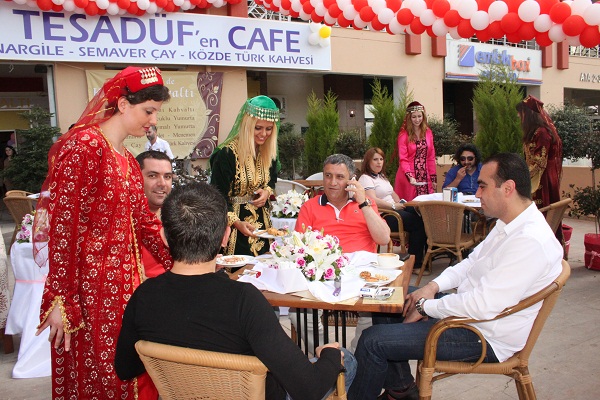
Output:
[232, 255, 414, 352]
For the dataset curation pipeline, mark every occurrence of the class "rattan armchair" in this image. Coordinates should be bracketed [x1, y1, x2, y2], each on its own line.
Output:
[538, 198, 572, 234]
[379, 209, 409, 253]
[3, 196, 35, 253]
[415, 201, 486, 286]
[135, 340, 346, 400]
[5, 190, 34, 197]
[416, 259, 571, 400]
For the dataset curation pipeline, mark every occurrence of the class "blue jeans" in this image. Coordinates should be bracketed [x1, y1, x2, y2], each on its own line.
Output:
[287, 347, 357, 400]
[348, 290, 498, 400]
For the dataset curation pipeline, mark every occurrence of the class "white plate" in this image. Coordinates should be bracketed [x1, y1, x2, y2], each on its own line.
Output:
[377, 260, 404, 270]
[359, 271, 396, 286]
[253, 229, 288, 239]
[216, 255, 253, 267]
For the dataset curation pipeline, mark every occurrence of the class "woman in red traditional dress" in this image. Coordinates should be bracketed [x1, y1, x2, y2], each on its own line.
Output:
[34, 67, 173, 400]
[394, 101, 437, 201]
[517, 95, 563, 240]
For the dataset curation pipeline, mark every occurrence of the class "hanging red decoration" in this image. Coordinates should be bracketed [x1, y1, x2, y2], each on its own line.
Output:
[397, 8, 415, 26]
[500, 12, 521, 34]
[431, 0, 450, 18]
[549, 2, 571, 24]
[457, 18, 476, 38]
[410, 18, 427, 34]
[580, 25, 600, 48]
[562, 15, 585, 37]
[443, 9, 460, 27]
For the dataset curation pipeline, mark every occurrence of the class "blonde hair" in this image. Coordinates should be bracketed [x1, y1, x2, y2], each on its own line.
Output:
[405, 110, 429, 142]
[236, 114, 278, 167]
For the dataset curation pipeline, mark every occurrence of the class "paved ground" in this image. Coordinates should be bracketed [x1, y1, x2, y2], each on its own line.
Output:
[1, 210, 599, 399]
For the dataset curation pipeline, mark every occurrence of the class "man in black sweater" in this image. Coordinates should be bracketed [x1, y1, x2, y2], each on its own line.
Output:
[115, 182, 353, 400]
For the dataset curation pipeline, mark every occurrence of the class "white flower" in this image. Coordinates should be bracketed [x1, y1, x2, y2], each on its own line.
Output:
[272, 190, 309, 218]
[269, 226, 348, 281]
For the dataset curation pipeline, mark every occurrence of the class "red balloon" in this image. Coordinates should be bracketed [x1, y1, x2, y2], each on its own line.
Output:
[457, 19, 475, 38]
[281, 0, 291, 10]
[198, 0, 208, 8]
[289, 9, 300, 17]
[410, 18, 426, 34]
[476, 29, 492, 43]
[163, 2, 175, 11]
[500, 12, 521, 34]
[154, 0, 166, 7]
[505, 32, 521, 44]
[311, 11, 324, 22]
[359, 6, 376, 22]
[74, 0, 89, 8]
[506, 0, 525, 13]
[353, 0, 368, 12]
[424, 0, 434, 8]
[535, 31, 553, 47]
[85, 2, 99, 15]
[128, 2, 139, 13]
[426, 26, 436, 37]
[338, 14, 352, 28]
[323, 0, 336, 8]
[443, 9, 460, 27]
[36, 0, 53, 10]
[432, 0, 450, 18]
[51, 3, 63, 11]
[386, 0, 402, 13]
[328, 4, 341, 17]
[549, 2, 571, 24]
[397, 8, 414, 25]
[518, 22, 536, 41]
[580, 25, 600, 48]
[477, 0, 494, 12]
[370, 17, 386, 31]
[255, 0, 264, 5]
[539, 0, 559, 15]
[302, 1, 314, 14]
[488, 21, 503, 38]
[562, 15, 585, 37]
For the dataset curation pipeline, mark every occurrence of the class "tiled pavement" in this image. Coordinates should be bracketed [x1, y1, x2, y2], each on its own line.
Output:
[1, 210, 599, 399]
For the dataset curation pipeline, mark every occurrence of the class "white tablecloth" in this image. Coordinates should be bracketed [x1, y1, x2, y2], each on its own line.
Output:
[413, 192, 481, 207]
[5, 242, 51, 378]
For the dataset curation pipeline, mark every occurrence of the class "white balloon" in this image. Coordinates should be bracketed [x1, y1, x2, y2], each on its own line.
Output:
[342, 5, 358, 21]
[146, 2, 157, 12]
[369, 0, 386, 13]
[308, 32, 320, 45]
[290, 0, 302, 13]
[584, 3, 600, 26]
[181, 1, 192, 10]
[309, 0, 319, 7]
[13, 0, 27, 4]
[324, 13, 336, 25]
[62, 0, 75, 10]
[449, 26, 461, 39]
[488, 1, 508, 22]
[410, 0, 427, 17]
[388, 18, 404, 34]
[518, 0, 540, 23]
[449, 0, 461, 10]
[571, 0, 591, 16]
[299, 10, 311, 20]
[378, 8, 395, 24]
[137, 0, 150, 9]
[534, 14, 552, 32]
[337, 0, 351, 8]
[173, 0, 184, 6]
[432, 19, 449, 36]
[315, 4, 327, 16]
[548, 24, 566, 42]
[457, 0, 477, 19]
[401, 0, 412, 10]
[309, 22, 321, 32]
[471, 10, 490, 30]
[354, 15, 368, 28]
[420, 9, 436, 26]
[566, 34, 581, 46]
[95, 0, 109, 9]
[319, 37, 331, 47]
[52, 0, 64, 5]
[213, 0, 224, 7]
[272, 0, 281, 7]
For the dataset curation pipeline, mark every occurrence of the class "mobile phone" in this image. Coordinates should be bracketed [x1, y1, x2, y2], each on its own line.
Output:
[398, 253, 411, 261]
[347, 175, 357, 199]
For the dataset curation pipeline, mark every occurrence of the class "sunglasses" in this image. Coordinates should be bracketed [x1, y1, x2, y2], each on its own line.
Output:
[460, 156, 475, 162]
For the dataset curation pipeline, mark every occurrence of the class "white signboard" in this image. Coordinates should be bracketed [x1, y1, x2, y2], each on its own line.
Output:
[445, 40, 542, 85]
[0, 2, 331, 71]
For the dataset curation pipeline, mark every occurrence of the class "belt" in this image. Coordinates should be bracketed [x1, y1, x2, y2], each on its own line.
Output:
[230, 195, 254, 204]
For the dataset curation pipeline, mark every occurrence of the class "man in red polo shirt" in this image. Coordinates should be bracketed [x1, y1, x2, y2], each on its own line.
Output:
[295, 154, 390, 252]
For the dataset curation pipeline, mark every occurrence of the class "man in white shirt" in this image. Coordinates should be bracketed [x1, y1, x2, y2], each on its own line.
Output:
[348, 153, 563, 400]
[145, 125, 174, 160]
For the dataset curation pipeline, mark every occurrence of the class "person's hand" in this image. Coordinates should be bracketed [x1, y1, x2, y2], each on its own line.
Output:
[403, 306, 426, 323]
[233, 220, 256, 237]
[347, 179, 366, 203]
[402, 282, 438, 317]
[249, 189, 270, 208]
[36, 305, 71, 351]
[432, 182, 437, 191]
[456, 166, 467, 181]
[315, 342, 342, 358]
[409, 177, 418, 185]
[393, 202, 406, 211]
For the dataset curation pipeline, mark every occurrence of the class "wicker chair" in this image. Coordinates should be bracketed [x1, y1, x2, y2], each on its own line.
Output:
[275, 179, 309, 196]
[378, 210, 409, 253]
[135, 340, 347, 400]
[538, 198, 572, 234]
[415, 201, 486, 286]
[5, 190, 34, 197]
[416, 259, 571, 400]
[3, 196, 35, 253]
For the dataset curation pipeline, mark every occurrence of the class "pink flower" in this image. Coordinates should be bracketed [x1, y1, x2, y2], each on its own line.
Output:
[296, 257, 306, 267]
[324, 267, 335, 280]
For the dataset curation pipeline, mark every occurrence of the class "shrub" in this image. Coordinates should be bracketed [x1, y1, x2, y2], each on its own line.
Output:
[278, 122, 304, 179]
[335, 129, 368, 160]
[304, 90, 339, 176]
[428, 115, 471, 157]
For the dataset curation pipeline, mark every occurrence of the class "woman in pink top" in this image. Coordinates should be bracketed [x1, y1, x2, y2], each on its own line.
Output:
[394, 101, 437, 201]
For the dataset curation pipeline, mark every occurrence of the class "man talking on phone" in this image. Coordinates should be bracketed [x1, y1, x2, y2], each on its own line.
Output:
[295, 153, 390, 252]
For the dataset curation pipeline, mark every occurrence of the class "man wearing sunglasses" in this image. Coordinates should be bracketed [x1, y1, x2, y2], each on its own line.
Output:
[442, 143, 483, 195]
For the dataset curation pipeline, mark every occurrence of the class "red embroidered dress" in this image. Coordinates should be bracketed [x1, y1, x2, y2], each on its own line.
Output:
[39, 126, 172, 399]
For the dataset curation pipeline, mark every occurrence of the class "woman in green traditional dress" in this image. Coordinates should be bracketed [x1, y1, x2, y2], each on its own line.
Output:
[210, 96, 279, 256]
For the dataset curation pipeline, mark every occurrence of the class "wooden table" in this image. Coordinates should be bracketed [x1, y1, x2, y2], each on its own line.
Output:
[231, 255, 414, 352]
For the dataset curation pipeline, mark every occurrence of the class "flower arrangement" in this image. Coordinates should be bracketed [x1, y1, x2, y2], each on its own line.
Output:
[269, 226, 348, 281]
[271, 190, 309, 218]
[17, 212, 35, 243]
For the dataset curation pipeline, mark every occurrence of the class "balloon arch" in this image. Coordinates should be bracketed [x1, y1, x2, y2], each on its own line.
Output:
[9, 0, 600, 48]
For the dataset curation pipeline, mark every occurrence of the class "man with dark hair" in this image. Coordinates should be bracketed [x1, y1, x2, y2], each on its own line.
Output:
[115, 182, 354, 400]
[145, 125, 174, 159]
[349, 153, 563, 400]
[136, 150, 173, 216]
